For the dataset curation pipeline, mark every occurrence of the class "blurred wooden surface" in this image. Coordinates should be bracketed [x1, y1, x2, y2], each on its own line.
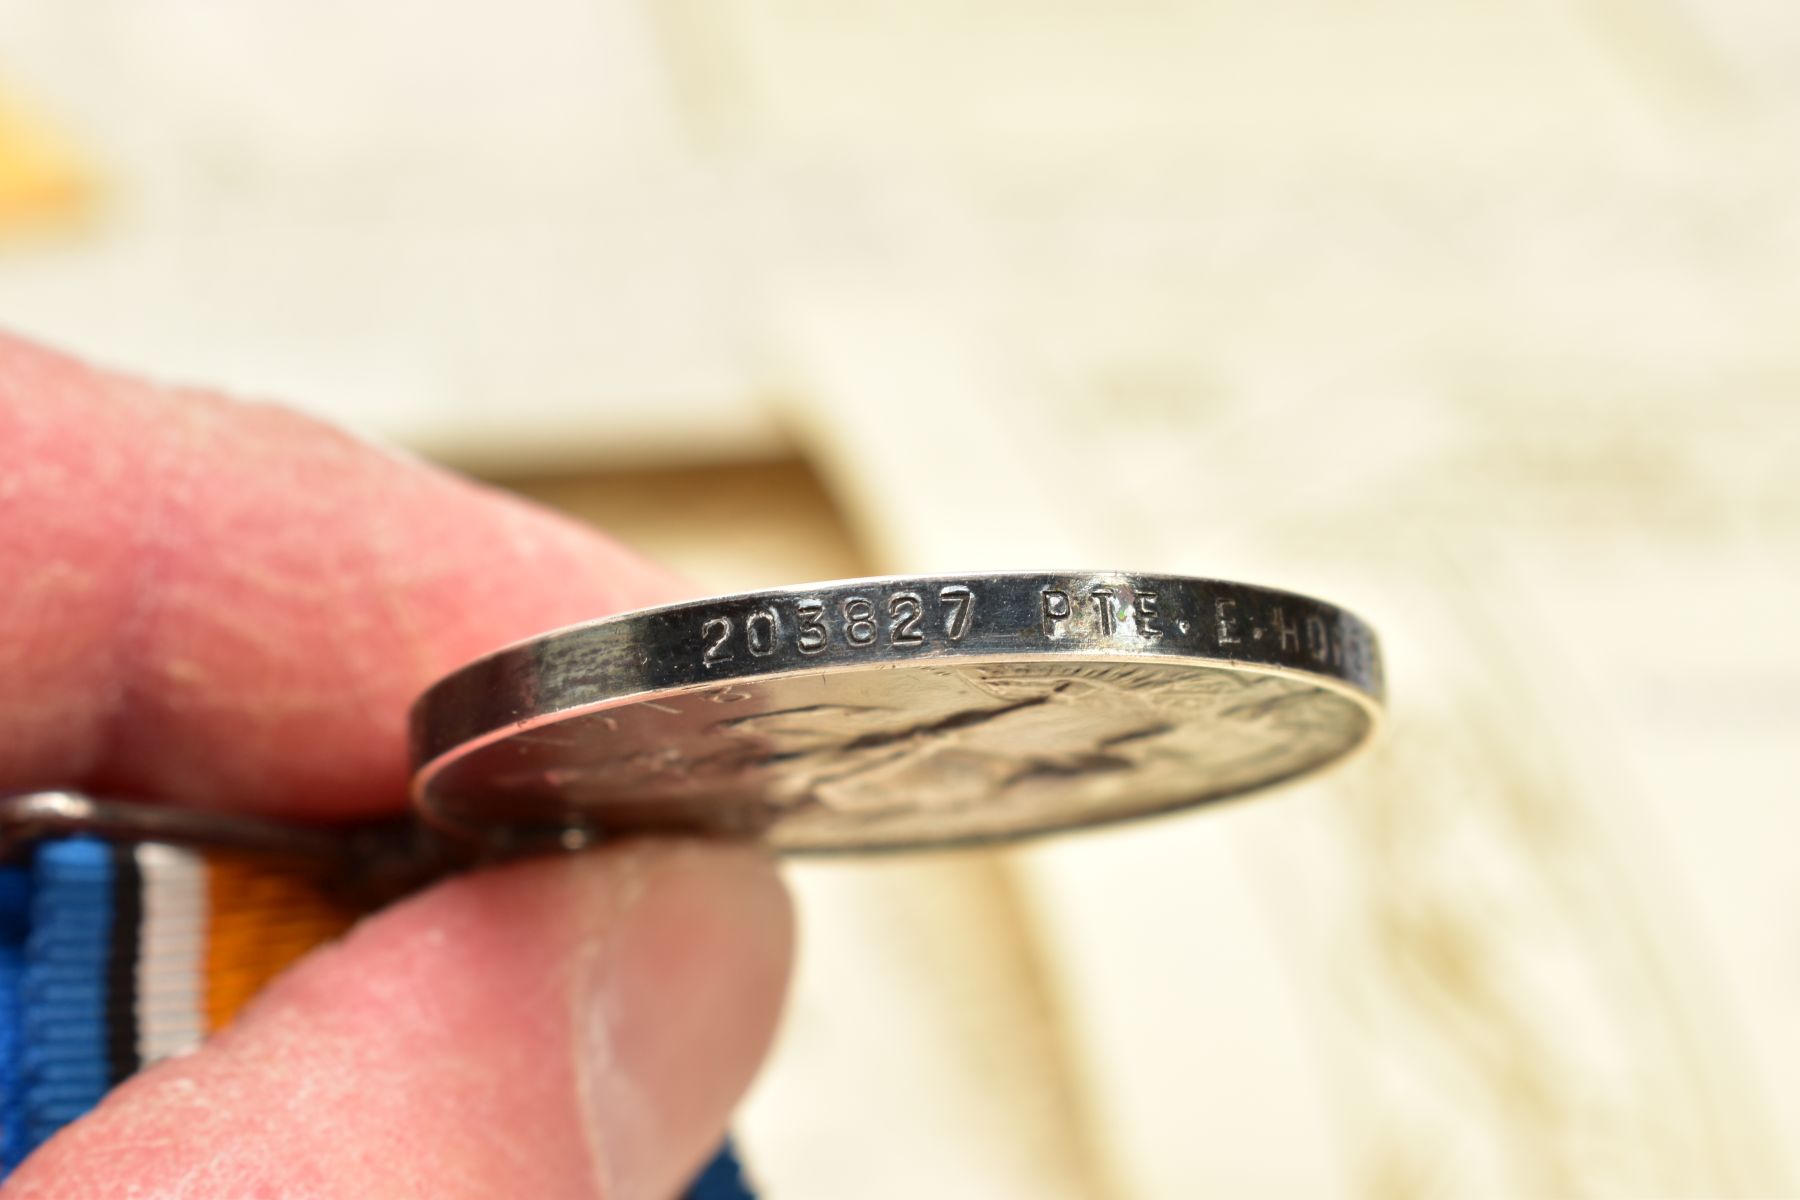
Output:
[500, 460, 865, 594]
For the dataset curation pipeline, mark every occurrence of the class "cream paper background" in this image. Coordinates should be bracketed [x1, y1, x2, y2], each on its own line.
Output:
[2, 3, 1797, 1196]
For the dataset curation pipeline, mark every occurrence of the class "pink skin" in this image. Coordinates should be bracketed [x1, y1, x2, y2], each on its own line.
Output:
[0, 332, 793, 1199]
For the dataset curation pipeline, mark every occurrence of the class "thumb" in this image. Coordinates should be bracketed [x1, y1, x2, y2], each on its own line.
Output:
[5, 841, 792, 1200]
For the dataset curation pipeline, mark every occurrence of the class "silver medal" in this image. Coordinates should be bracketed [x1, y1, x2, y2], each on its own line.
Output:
[410, 572, 1384, 852]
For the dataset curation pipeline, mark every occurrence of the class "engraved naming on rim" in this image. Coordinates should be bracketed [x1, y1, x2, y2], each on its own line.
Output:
[700, 585, 976, 664]
[410, 572, 1384, 853]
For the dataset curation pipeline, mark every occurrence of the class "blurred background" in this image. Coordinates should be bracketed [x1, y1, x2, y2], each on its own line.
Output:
[2, 3, 1797, 1196]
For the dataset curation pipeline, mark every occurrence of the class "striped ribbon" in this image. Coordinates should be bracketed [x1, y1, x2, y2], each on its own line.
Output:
[0, 836, 754, 1197]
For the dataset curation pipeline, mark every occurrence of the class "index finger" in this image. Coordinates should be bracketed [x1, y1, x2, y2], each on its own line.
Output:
[0, 332, 684, 819]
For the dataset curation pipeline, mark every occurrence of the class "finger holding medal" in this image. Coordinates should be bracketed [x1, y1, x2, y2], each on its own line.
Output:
[0, 331, 793, 1199]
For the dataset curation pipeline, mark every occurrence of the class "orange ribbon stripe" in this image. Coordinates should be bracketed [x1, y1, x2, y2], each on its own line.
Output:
[202, 853, 358, 1031]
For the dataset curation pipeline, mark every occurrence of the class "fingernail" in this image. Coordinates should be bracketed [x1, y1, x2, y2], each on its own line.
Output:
[574, 842, 793, 1200]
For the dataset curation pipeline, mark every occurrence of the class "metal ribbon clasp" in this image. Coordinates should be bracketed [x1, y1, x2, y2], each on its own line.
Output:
[0, 791, 462, 904]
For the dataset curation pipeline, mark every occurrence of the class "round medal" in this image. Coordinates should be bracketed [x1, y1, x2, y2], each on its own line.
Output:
[410, 572, 1384, 852]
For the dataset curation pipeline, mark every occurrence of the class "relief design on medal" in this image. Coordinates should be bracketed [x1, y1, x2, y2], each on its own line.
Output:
[444, 659, 1370, 850]
[413, 572, 1383, 851]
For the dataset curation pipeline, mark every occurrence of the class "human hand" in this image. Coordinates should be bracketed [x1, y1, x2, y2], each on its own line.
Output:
[0, 332, 793, 1198]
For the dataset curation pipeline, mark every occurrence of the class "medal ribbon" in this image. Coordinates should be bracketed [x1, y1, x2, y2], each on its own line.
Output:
[0, 835, 754, 1197]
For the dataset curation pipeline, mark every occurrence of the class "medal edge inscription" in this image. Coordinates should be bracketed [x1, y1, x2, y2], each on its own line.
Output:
[411, 572, 1384, 778]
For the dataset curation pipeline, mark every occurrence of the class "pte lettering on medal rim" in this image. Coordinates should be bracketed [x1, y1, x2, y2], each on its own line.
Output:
[411, 572, 1384, 854]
